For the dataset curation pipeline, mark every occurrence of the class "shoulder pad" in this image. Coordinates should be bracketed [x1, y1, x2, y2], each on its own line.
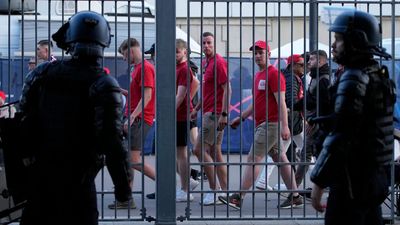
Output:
[35, 61, 54, 74]
[336, 68, 369, 96]
[341, 68, 369, 83]
[90, 74, 121, 96]
[334, 68, 370, 116]
[25, 61, 53, 83]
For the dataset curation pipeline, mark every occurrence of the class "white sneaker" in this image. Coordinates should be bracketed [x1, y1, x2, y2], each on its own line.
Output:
[190, 178, 200, 190]
[256, 179, 273, 191]
[176, 189, 194, 202]
[200, 192, 224, 206]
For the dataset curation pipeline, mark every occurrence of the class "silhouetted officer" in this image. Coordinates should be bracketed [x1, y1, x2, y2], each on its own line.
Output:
[18, 11, 132, 225]
[311, 10, 395, 225]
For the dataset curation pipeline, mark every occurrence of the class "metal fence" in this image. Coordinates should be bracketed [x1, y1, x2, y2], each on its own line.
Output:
[0, 0, 399, 225]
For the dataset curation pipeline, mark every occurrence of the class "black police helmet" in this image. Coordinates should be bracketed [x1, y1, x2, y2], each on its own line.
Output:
[66, 11, 111, 47]
[52, 11, 111, 51]
[329, 10, 391, 59]
[329, 10, 380, 49]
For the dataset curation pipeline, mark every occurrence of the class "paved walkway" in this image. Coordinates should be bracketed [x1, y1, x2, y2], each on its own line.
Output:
[100, 220, 400, 225]
[94, 155, 399, 225]
[100, 221, 324, 225]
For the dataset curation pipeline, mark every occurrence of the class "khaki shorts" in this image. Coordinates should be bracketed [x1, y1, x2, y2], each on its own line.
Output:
[129, 119, 151, 151]
[250, 122, 284, 157]
[201, 112, 224, 146]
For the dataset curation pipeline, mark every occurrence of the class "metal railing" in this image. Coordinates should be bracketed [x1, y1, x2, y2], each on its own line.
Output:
[0, 1, 398, 225]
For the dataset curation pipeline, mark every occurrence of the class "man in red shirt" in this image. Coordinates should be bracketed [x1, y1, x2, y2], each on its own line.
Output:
[220, 40, 303, 210]
[108, 38, 156, 209]
[175, 39, 200, 202]
[191, 32, 230, 205]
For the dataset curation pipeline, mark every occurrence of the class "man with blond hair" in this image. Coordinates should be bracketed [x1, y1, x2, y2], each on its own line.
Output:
[108, 38, 156, 209]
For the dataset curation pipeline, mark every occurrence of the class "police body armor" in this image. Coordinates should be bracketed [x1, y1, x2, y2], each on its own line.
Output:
[3, 59, 131, 225]
[311, 62, 395, 204]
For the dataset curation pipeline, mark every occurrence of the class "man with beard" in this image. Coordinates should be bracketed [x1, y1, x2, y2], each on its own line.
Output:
[311, 10, 394, 225]
[294, 50, 331, 188]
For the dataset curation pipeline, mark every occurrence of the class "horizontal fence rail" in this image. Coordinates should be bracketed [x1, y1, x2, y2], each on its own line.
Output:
[0, 0, 399, 224]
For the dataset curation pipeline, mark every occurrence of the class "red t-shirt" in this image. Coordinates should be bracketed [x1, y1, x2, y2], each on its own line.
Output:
[202, 54, 228, 114]
[176, 61, 193, 121]
[254, 65, 286, 126]
[129, 60, 155, 126]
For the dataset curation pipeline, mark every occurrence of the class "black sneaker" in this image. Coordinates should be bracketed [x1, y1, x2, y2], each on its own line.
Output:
[299, 187, 312, 200]
[146, 192, 156, 199]
[279, 194, 303, 209]
[219, 193, 242, 210]
[190, 168, 200, 181]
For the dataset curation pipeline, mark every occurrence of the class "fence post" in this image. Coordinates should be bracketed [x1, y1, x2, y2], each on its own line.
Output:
[155, 0, 177, 225]
[309, 0, 318, 51]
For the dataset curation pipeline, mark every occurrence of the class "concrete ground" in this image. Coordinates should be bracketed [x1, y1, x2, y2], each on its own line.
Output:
[100, 221, 324, 225]
[4, 155, 399, 225]
[94, 155, 400, 225]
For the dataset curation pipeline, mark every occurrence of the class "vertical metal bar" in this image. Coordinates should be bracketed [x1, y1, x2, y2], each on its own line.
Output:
[289, 1, 295, 217]
[100, 0, 105, 219]
[264, 2, 269, 216]
[309, 0, 318, 52]
[47, 0, 51, 61]
[127, 0, 132, 219]
[61, 0, 65, 58]
[379, 0, 383, 66]
[114, 0, 118, 80]
[155, 0, 176, 224]
[225, 0, 231, 218]
[238, 3, 243, 218]
[186, 0, 191, 219]
[302, 1, 308, 217]
[390, 0, 396, 221]
[212, 2, 218, 217]
[302, 0, 308, 191]
[21, 0, 25, 93]
[199, 2, 204, 217]
[140, 0, 146, 220]
[277, 1, 282, 218]
[328, 1, 333, 90]
[251, 1, 255, 218]
[7, 0, 10, 100]
[35, 0, 37, 64]
[315, 3, 320, 115]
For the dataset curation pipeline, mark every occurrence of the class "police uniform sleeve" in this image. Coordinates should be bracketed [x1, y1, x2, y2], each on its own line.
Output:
[311, 69, 369, 188]
[90, 75, 132, 202]
[19, 62, 52, 114]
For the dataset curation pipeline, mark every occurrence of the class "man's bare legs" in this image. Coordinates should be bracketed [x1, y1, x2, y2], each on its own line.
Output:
[193, 140, 217, 190]
[213, 144, 227, 190]
[130, 150, 156, 182]
[271, 152, 298, 194]
[190, 127, 198, 146]
[177, 146, 189, 191]
[193, 139, 227, 191]
[240, 154, 264, 197]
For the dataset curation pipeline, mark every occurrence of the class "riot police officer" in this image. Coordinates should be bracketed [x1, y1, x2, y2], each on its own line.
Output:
[18, 11, 132, 225]
[310, 10, 395, 225]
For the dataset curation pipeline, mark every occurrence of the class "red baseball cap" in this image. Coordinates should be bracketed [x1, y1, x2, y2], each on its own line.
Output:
[249, 40, 270, 52]
[286, 54, 304, 66]
[0, 91, 6, 102]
